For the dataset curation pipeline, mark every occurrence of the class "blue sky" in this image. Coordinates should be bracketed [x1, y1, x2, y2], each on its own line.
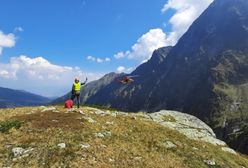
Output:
[0, 0, 213, 96]
[0, 0, 170, 71]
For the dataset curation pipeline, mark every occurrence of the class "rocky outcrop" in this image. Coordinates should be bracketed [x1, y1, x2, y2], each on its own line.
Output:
[85, 107, 236, 153]
[147, 110, 226, 146]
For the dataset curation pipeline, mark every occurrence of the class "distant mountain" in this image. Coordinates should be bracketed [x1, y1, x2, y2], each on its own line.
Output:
[54, 47, 172, 108]
[52, 72, 122, 104]
[0, 87, 50, 108]
[84, 46, 173, 109]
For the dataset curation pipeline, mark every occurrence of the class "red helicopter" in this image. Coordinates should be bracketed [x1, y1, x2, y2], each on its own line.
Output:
[118, 75, 139, 84]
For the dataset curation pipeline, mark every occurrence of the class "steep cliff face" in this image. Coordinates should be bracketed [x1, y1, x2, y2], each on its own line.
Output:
[149, 0, 248, 110]
[148, 0, 248, 152]
[85, 46, 172, 111]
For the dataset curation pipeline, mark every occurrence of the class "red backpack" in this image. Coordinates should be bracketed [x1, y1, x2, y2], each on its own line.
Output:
[65, 99, 73, 109]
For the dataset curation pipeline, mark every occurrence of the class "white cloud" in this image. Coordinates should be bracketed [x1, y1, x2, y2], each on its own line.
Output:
[14, 27, 24, 32]
[0, 55, 103, 96]
[0, 70, 10, 78]
[114, 51, 129, 59]
[116, 66, 126, 73]
[105, 57, 111, 62]
[161, 0, 213, 45]
[87, 55, 111, 63]
[97, 58, 103, 63]
[116, 66, 134, 74]
[0, 31, 16, 55]
[87, 55, 96, 61]
[114, 29, 168, 63]
[127, 67, 134, 73]
[113, 0, 213, 65]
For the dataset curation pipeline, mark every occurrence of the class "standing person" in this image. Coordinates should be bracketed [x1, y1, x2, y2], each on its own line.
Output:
[71, 77, 88, 108]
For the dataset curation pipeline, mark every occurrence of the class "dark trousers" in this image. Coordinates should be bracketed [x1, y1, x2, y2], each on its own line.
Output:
[71, 93, 80, 108]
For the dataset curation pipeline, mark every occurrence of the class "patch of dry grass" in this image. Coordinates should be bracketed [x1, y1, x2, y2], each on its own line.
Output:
[0, 106, 247, 168]
[15, 111, 86, 129]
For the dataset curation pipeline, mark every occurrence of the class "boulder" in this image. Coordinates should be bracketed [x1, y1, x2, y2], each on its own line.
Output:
[163, 141, 177, 149]
[148, 110, 227, 146]
[221, 147, 237, 155]
[57, 143, 66, 149]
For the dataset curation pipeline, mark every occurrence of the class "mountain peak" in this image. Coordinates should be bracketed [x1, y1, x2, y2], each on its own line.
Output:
[170, 0, 248, 61]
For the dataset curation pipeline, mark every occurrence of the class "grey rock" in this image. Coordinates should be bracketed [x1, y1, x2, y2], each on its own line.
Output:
[66, 109, 78, 113]
[57, 143, 66, 149]
[38, 106, 46, 109]
[41, 106, 56, 112]
[94, 109, 110, 116]
[111, 113, 117, 117]
[12, 147, 25, 157]
[94, 133, 105, 138]
[108, 158, 114, 162]
[193, 147, 199, 150]
[221, 147, 237, 155]
[79, 111, 86, 115]
[80, 143, 91, 149]
[106, 121, 114, 125]
[23, 148, 34, 154]
[94, 131, 112, 138]
[133, 157, 142, 161]
[102, 131, 112, 137]
[26, 112, 34, 115]
[84, 117, 96, 123]
[12, 147, 34, 158]
[163, 141, 177, 149]
[148, 110, 226, 146]
[52, 110, 60, 113]
[204, 159, 216, 166]
[6, 145, 12, 149]
[90, 157, 97, 164]
[100, 145, 107, 148]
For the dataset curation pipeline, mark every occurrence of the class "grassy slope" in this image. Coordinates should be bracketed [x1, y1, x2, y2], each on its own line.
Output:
[0, 106, 247, 168]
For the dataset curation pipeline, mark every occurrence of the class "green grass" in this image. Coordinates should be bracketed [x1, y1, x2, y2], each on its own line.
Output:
[0, 119, 23, 133]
